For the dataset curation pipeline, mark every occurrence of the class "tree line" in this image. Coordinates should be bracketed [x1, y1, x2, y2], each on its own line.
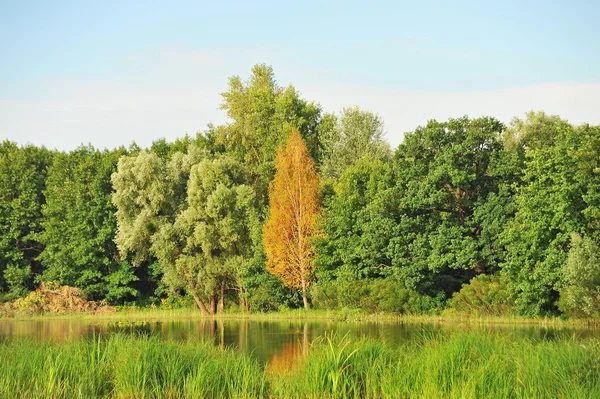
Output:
[1, 64, 599, 317]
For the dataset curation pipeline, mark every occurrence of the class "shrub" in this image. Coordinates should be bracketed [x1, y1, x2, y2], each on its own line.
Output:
[7, 282, 115, 315]
[310, 278, 431, 314]
[449, 274, 511, 315]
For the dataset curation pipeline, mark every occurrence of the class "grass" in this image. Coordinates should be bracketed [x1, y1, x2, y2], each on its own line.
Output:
[273, 331, 600, 398]
[3, 306, 600, 328]
[0, 334, 267, 399]
[0, 331, 599, 398]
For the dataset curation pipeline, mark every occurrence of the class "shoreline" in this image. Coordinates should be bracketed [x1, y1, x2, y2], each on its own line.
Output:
[1, 308, 599, 328]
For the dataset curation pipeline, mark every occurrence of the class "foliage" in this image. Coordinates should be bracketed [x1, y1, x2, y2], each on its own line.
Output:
[2, 65, 600, 318]
[310, 278, 441, 314]
[218, 64, 326, 206]
[389, 116, 507, 295]
[448, 274, 512, 316]
[316, 116, 510, 306]
[558, 233, 600, 318]
[37, 146, 137, 303]
[315, 157, 396, 283]
[166, 155, 258, 314]
[6, 282, 115, 315]
[264, 129, 322, 309]
[320, 106, 391, 180]
[0, 142, 51, 298]
[501, 113, 600, 315]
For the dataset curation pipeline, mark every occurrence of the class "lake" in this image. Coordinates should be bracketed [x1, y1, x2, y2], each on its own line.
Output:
[1, 317, 598, 372]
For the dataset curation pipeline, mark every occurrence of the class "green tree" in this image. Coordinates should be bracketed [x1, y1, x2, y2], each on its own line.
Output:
[315, 158, 396, 284]
[0, 142, 51, 298]
[389, 116, 506, 295]
[502, 113, 600, 315]
[218, 64, 325, 203]
[316, 116, 510, 303]
[113, 145, 258, 313]
[112, 146, 206, 300]
[558, 233, 600, 318]
[156, 156, 258, 314]
[38, 146, 137, 302]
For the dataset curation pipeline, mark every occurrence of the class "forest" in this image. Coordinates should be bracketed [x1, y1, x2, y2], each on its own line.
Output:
[1, 64, 599, 318]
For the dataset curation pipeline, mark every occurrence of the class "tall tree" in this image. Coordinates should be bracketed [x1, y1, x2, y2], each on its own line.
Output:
[315, 158, 396, 283]
[113, 145, 258, 313]
[0, 142, 51, 298]
[159, 156, 257, 314]
[218, 64, 324, 204]
[38, 146, 137, 302]
[501, 113, 600, 315]
[388, 117, 506, 296]
[112, 146, 206, 303]
[263, 129, 321, 309]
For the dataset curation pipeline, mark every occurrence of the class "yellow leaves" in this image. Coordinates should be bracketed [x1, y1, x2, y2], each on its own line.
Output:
[263, 129, 321, 293]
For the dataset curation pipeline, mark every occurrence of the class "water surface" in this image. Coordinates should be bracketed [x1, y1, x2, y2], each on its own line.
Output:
[1, 318, 597, 371]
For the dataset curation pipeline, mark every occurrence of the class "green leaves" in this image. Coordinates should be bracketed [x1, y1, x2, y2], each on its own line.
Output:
[112, 145, 259, 312]
[320, 107, 391, 180]
[0, 141, 51, 297]
[315, 116, 510, 301]
[501, 113, 600, 315]
[38, 146, 132, 302]
[558, 233, 600, 318]
[2, 65, 600, 317]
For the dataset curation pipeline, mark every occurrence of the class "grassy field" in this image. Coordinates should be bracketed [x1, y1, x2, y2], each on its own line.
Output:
[0, 331, 599, 398]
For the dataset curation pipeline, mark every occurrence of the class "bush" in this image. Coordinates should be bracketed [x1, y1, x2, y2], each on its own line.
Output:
[246, 273, 302, 312]
[310, 278, 432, 314]
[6, 282, 115, 315]
[448, 274, 511, 316]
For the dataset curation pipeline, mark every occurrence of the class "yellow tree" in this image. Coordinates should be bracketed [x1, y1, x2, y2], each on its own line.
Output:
[264, 128, 321, 309]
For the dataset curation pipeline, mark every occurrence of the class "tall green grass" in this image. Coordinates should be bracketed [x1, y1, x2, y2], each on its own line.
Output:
[0, 331, 598, 398]
[272, 331, 600, 398]
[0, 334, 266, 398]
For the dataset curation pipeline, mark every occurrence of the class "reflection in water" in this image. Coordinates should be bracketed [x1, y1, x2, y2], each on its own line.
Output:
[266, 323, 309, 374]
[0, 318, 598, 367]
[267, 339, 302, 374]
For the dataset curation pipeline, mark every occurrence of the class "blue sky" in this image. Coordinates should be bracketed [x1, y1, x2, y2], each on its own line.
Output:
[1, 0, 599, 149]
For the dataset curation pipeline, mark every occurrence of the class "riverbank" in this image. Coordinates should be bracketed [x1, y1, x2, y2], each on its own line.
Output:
[2, 307, 599, 328]
[1, 331, 598, 398]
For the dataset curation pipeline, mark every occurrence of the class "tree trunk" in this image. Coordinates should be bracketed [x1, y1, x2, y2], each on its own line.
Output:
[301, 281, 309, 310]
[209, 295, 217, 315]
[239, 294, 247, 312]
[191, 292, 210, 316]
[183, 270, 210, 316]
[218, 284, 225, 314]
[239, 288, 248, 312]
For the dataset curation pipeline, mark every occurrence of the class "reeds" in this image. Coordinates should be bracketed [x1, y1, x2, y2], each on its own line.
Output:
[0, 331, 598, 398]
[272, 331, 600, 398]
[0, 334, 266, 398]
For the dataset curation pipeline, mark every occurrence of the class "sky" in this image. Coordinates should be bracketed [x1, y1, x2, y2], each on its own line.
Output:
[1, 0, 599, 150]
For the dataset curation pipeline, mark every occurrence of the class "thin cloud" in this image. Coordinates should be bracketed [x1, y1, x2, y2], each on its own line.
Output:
[1, 49, 599, 150]
[298, 80, 600, 146]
